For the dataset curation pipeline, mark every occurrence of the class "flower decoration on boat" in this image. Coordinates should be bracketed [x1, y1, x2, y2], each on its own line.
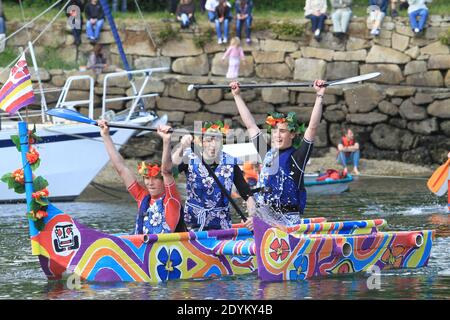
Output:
[157, 247, 182, 281]
[269, 238, 290, 262]
[201, 121, 229, 135]
[26, 147, 40, 166]
[137, 161, 161, 178]
[32, 188, 49, 200]
[381, 245, 406, 269]
[289, 255, 308, 280]
[1, 127, 49, 231]
[265, 112, 306, 148]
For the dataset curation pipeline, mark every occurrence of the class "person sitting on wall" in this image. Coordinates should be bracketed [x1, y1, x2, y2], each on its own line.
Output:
[304, 0, 328, 42]
[205, 0, 219, 22]
[390, 0, 408, 17]
[176, 0, 196, 29]
[407, 0, 431, 36]
[330, 0, 353, 40]
[85, 0, 105, 43]
[0, 2, 7, 53]
[367, 0, 388, 36]
[337, 128, 360, 175]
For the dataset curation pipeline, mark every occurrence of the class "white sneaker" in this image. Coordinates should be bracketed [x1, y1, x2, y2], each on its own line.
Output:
[314, 29, 320, 36]
[218, 38, 222, 44]
[414, 28, 420, 33]
[223, 38, 228, 43]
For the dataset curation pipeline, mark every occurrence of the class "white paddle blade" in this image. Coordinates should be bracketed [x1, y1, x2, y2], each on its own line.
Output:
[187, 84, 195, 92]
[435, 170, 450, 197]
[327, 72, 381, 87]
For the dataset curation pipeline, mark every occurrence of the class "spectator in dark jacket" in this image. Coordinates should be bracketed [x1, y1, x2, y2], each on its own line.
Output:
[235, 0, 253, 44]
[67, 0, 84, 46]
[85, 0, 105, 42]
[215, 0, 232, 44]
[176, 0, 195, 29]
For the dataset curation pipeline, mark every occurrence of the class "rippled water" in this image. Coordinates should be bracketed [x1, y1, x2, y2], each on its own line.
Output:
[0, 177, 449, 300]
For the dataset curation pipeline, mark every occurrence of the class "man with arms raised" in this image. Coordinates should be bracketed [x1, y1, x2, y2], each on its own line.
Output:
[230, 80, 326, 228]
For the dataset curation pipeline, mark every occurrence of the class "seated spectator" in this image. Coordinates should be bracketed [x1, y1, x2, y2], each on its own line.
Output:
[407, 0, 431, 35]
[304, 0, 327, 41]
[235, 0, 253, 44]
[112, 0, 127, 13]
[0, 3, 6, 53]
[367, 0, 388, 36]
[67, 0, 84, 46]
[176, 0, 195, 29]
[337, 128, 360, 175]
[87, 43, 107, 75]
[215, 0, 233, 44]
[205, 0, 219, 22]
[331, 0, 353, 39]
[390, 0, 408, 17]
[85, 0, 105, 43]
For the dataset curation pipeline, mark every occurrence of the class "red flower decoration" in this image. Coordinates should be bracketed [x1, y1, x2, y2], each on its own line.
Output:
[26, 147, 39, 165]
[265, 115, 286, 128]
[269, 238, 290, 262]
[32, 188, 49, 200]
[137, 161, 161, 178]
[12, 169, 25, 184]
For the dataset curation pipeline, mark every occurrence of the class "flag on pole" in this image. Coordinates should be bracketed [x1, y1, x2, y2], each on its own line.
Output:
[0, 53, 35, 114]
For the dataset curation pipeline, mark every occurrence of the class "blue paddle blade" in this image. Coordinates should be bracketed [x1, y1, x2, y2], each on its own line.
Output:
[46, 108, 97, 125]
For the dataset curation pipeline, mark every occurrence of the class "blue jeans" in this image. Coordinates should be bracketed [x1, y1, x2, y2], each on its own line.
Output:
[305, 14, 327, 32]
[180, 13, 191, 28]
[215, 19, 229, 40]
[337, 151, 360, 169]
[409, 8, 428, 32]
[86, 19, 104, 40]
[236, 16, 252, 39]
[0, 17, 5, 34]
[207, 11, 216, 22]
[112, 0, 127, 13]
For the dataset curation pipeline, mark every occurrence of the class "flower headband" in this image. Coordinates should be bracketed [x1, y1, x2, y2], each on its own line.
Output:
[201, 121, 230, 135]
[265, 112, 306, 148]
[137, 161, 161, 178]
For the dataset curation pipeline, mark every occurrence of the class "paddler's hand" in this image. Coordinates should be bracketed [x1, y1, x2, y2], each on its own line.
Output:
[180, 134, 193, 149]
[157, 125, 172, 142]
[230, 81, 241, 97]
[97, 120, 110, 137]
[243, 217, 253, 231]
[313, 79, 326, 96]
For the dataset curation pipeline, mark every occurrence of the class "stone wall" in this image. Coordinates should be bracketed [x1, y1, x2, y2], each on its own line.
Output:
[2, 16, 450, 165]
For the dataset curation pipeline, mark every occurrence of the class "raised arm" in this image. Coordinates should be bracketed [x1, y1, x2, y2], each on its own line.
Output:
[172, 134, 193, 166]
[157, 125, 175, 185]
[304, 79, 326, 142]
[230, 81, 260, 138]
[98, 120, 136, 188]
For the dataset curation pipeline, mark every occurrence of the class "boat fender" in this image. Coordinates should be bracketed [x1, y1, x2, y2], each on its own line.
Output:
[409, 233, 424, 248]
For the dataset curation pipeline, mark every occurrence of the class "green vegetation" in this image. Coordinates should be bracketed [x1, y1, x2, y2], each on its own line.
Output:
[439, 28, 450, 46]
[157, 24, 181, 46]
[0, 46, 19, 68]
[270, 22, 305, 38]
[35, 47, 79, 70]
[193, 28, 215, 48]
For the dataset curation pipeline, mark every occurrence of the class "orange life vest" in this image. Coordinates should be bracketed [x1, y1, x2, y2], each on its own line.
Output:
[341, 136, 355, 157]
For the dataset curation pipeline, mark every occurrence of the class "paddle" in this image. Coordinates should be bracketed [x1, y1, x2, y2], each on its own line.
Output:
[427, 159, 450, 196]
[187, 72, 381, 91]
[46, 108, 222, 137]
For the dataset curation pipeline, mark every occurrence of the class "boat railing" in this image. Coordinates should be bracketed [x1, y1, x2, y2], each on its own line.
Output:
[52, 75, 95, 123]
[101, 67, 169, 122]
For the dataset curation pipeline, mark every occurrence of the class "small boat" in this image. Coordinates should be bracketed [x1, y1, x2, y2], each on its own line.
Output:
[10, 122, 434, 283]
[304, 173, 353, 195]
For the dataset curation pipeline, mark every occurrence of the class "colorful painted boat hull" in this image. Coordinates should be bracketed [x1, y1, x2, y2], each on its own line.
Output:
[253, 217, 434, 281]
